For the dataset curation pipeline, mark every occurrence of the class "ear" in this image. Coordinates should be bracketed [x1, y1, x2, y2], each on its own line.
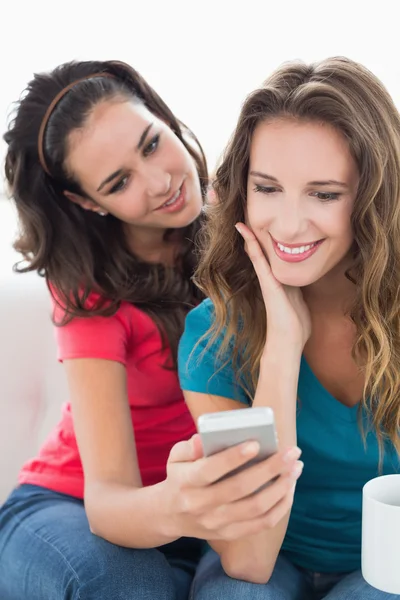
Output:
[63, 191, 108, 215]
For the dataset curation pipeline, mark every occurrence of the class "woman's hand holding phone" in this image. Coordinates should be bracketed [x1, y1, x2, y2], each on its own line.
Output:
[161, 433, 303, 542]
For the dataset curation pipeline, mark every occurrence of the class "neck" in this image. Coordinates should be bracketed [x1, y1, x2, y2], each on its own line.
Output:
[302, 259, 356, 316]
[124, 223, 179, 265]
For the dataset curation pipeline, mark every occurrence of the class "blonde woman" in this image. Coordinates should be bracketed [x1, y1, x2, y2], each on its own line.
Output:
[178, 57, 400, 599]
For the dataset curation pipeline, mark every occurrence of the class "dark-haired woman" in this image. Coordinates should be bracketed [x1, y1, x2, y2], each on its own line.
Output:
[0, 60, 275, 600]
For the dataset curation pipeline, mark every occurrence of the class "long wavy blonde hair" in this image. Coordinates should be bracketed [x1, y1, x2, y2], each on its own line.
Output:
[195, 57, 400, 453]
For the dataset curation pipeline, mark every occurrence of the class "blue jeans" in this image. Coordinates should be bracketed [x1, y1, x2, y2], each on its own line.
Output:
[0, 484, 204, 600]
[191, 549, 400, 600]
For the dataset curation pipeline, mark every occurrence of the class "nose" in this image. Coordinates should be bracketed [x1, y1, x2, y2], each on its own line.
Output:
[145, 165, 172, 198]
[273, 197, 308, 241]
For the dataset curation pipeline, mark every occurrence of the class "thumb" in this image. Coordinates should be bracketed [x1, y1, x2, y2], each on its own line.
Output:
[168, 434, 204, 464]
[191, 433, 205, 460]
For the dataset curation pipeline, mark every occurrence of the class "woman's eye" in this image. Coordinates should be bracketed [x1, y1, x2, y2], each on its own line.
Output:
[143, 134, 160, 157]
[110, 176, 129, 194]
[313, 191, 341, 202]
[253, 184, 279, 194]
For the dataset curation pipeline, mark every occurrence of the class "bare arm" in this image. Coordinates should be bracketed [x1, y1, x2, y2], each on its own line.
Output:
[183, 223, 310, 583]
[184, 346, 301, 584]
[65, 357, 175, 548]
[65, 357, 292, 550]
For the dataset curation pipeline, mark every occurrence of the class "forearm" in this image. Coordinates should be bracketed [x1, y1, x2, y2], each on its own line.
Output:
[211, 343, 301, 583]
[209, 512, 290, 584]
[85, 480, 177, 548]
[253, 341, 301, 447]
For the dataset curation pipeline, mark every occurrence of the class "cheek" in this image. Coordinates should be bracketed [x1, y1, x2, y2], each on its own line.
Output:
[126, 195, 152, 219]
[107, 193, 148, 221]
[246, 196, 272, 229]
[327, 206, 353, 239]
[164, 135, 189, 169]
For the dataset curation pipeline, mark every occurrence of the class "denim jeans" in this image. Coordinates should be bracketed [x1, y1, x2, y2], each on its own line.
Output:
[190, 548, 400, 600]
[0, 484, 204, 600]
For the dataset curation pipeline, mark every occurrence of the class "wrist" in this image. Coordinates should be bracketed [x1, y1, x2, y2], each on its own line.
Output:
[149, 481, 181, 541]
[256, 339, 302, 414]
[261, 337, 303, 366]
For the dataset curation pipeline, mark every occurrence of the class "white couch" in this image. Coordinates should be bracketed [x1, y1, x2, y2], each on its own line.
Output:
[0, 200, 68, 503]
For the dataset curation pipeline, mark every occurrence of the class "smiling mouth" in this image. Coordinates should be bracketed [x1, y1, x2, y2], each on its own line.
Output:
[276, 241, 319, 255]
[270, 235, 325, 255]
[269, 234, 325, 263]
[156, 187, 182, 210]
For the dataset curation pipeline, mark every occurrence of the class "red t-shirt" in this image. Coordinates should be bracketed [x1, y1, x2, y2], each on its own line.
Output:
[19, 294, 197, 498]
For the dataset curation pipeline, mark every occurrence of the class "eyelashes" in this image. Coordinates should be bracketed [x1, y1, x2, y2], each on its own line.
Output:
[253, 185, 341, 202]
[310, 192, 341, 202]
[110, 176, 129, 194]
[253, 184, 278, 194]
[143, 133, 160, 157]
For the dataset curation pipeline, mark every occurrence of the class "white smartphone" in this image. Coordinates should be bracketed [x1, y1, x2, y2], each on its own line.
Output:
[198, 407, 278, 469]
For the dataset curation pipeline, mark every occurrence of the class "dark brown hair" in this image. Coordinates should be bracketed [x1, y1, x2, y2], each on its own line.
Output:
[4, 60, 208, 366]
[196, 57, 400, 452]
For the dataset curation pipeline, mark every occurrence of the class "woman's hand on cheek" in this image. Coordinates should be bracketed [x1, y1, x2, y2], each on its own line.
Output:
[235, 222, 311, 351]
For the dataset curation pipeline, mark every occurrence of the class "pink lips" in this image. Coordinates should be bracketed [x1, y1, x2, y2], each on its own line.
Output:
[271, 236, 324, 263]
[155, 184, 186, 214]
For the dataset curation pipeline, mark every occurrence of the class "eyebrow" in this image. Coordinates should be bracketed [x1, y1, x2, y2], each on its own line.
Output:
[96, 123, 154, 192]
[137, 123, 154, 152]
[308, 179, 349, 188]
[249, 171, 349, 188]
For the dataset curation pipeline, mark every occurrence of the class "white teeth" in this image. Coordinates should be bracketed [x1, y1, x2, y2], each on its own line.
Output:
[277, 242, 315, 254]
[163, 188, 181, 207]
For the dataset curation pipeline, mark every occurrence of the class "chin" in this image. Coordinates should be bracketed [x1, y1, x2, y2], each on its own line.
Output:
[271, 265, 319, 288]
[175, 203, 202, 228]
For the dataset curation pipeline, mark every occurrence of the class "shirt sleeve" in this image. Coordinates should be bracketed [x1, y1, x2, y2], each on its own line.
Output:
[53, 297, 131, 365]
[178, 299, 249, 404]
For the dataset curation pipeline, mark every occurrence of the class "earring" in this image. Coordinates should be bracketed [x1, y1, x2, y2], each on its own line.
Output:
[98, 211, 107, 217]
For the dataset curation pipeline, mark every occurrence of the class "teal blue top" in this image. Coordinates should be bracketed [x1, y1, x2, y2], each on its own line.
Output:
[178, 299, 400, 573]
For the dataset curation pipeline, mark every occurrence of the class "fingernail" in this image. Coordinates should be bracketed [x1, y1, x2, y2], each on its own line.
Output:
[291, 461, 304, 478]
[235, 224, 243, 234]
[241, 441, 260, 456]
[284, 447, 302, 462]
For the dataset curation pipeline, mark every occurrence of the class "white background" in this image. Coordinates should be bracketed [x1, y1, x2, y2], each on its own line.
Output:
[0, 0, 399, 271]
[0, 0, 398, 499]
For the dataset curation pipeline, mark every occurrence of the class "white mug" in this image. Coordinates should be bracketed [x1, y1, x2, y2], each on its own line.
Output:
[362, 474, 400, 594]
